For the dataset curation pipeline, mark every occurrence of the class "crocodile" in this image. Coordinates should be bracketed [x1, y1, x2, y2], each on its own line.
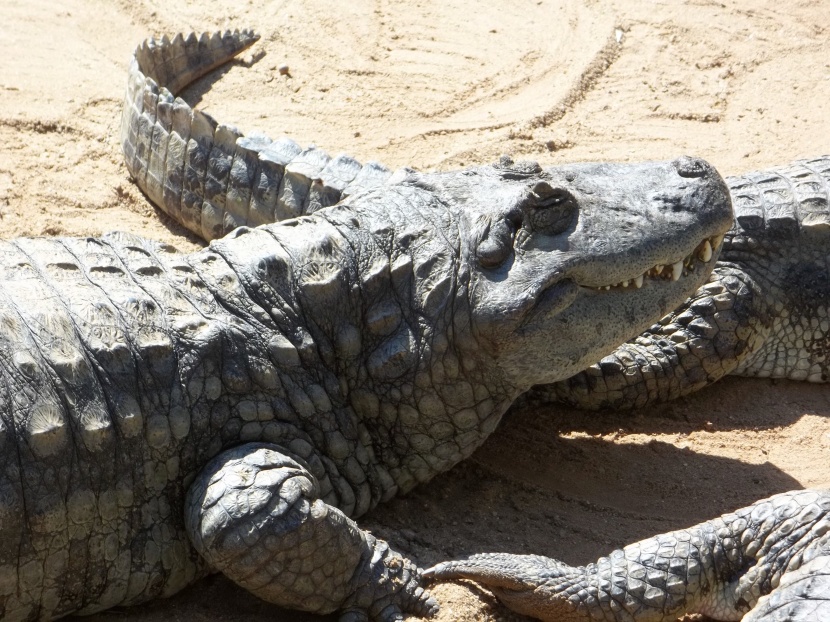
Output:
[426, 489, 830, 622]
[538, 155, 830, 410]
[0, 30, 733, 621]
[120, 30, 830, 414]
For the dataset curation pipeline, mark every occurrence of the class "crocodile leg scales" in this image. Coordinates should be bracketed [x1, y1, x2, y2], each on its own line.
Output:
[185, 444, 438, 621]
[744, 548, 830, 621]
[426, 490, 830, 621]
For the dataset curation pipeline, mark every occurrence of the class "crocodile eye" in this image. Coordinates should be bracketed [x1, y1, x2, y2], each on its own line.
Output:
[476, 218, 517, 268]
[528, 182, 576, 235]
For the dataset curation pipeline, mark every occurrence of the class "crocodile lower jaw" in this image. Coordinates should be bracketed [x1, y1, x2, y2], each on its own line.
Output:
[591, 234, 724, 291]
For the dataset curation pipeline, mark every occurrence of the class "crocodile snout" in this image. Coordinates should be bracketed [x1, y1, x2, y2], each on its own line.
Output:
[674, 155, 712, 178]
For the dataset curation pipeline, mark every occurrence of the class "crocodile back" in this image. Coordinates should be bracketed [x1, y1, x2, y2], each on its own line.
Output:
[0, 232, 225, 618]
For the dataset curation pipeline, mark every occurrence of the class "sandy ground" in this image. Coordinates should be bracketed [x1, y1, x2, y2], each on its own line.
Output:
[1, 0, 829, 620]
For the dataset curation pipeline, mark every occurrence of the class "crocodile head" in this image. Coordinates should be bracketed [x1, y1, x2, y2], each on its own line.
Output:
[220, 156, 731, 484]
[257, 156, 730, 399]
[452, 156, 733, 390]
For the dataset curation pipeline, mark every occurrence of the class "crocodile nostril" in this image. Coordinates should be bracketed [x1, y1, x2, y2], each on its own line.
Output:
[674, 156, 709, 178]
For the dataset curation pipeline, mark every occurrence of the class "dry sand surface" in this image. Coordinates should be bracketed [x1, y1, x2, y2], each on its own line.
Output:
[1, 0, 829, 620]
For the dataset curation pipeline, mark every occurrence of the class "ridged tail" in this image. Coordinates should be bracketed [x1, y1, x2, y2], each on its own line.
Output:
[120, 29, 391, 241]
[727, 155, 830, 235]
[427, 491, 830, 621]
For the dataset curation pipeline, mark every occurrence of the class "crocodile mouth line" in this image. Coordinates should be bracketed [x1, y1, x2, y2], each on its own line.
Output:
[590, 233, 724, 291]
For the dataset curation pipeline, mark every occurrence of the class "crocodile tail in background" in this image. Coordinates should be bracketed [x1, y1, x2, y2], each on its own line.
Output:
[426, 490, 830, 621]
[121, 29, 391, 241]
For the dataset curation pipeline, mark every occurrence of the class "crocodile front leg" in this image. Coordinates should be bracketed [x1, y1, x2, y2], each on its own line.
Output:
[185, 443, 438, 621]
[531, 265, 772, 410]
[426, 490, 830, 622]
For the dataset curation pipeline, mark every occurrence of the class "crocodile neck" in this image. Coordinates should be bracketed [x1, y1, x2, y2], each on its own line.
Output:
[189, 197, 517, 502]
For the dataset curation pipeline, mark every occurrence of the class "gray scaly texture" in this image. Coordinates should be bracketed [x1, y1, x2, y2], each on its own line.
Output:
[120, 28, 392, 243]
[426, 490, 830, 622]
[119, 31, 830, 410]
[536, 156, 830, 409]
[744, 544, 830, 622]
[1, 30, 733, 620]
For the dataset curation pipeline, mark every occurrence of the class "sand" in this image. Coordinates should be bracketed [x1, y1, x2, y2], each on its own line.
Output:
[1, 0, 829, 620]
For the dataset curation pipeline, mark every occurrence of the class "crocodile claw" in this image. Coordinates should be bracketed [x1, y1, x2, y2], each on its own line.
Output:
[340, 536, 439, 621]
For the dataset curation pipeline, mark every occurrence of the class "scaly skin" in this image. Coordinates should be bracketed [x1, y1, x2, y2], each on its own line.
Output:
[2, 31, 733, 619]
[426, 490, 830, 622]
[120, 29, 391, 243]
[120, 30, 830, 622]
[744, 546, 830, 622]
[120, 32, 830, 411]
[539, 157, 830, 410]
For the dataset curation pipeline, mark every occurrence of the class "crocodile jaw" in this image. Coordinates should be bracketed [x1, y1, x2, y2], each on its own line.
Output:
[471, 156, 733, 390]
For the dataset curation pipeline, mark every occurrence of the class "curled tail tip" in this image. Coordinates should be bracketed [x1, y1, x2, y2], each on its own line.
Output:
[130, 27, 262, 95]
[139, 27, 260, 48]
[133, 27, 261, 71]
[240, 27, 261, 42]
[225, 27, 261, 49]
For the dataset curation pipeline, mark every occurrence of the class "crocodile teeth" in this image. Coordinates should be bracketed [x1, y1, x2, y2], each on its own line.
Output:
[699, 239, 713, 262]
[671, 261, 683, 281]
[591, 233, 721, 291]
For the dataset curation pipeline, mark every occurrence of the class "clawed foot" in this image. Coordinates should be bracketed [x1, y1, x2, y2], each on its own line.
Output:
[186, 443, 439, 621]
[339, 536, 439, 622]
